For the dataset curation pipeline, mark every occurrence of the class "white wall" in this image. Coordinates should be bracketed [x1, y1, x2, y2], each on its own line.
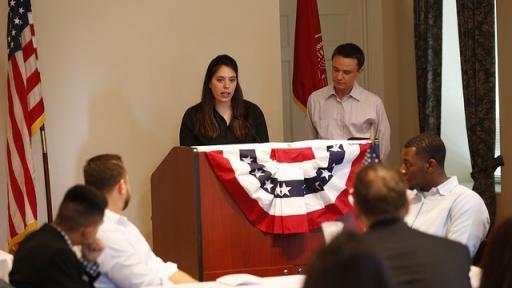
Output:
[381, 0, 419, 167]
[0, 0, 283, 250]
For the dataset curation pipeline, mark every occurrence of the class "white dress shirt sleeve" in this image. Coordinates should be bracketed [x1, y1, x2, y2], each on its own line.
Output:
[97, 221, 178, 288]
[375, 99, 390, 161]
[304, 96, 318, 140]
[446, 192, 490, 258]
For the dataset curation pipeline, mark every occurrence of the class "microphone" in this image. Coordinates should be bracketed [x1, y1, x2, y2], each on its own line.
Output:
[369, 124, 380, 162]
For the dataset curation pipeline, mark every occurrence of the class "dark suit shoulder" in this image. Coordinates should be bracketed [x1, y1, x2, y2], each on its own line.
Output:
[366, 220, 470, 261]
[10, 224, 92, 288]
[409, 226, 469, 252]
[15, 224, 65, 253]
[364, 220, 471, 288]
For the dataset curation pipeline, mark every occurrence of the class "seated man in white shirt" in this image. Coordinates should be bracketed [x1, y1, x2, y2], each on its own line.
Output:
[83, 154, 197, 287]
[400, 133, 490, 258]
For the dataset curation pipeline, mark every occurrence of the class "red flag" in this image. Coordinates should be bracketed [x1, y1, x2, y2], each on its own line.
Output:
[6, 0, 45, 251]
[292, 0, 328, 110]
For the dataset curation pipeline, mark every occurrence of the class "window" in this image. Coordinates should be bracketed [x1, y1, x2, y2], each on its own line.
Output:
[494, 1, 501, 190]
[441, 0, 500, 191]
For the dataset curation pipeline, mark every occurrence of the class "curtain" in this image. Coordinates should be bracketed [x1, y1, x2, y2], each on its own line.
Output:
[456, 0, 503, 224]
[414, 0, 443, 134]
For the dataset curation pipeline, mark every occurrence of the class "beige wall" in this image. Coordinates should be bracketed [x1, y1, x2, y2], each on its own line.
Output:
[496, 0, 512, 223]
[381, 0, 419, 167]
[0, 0, 283, 249]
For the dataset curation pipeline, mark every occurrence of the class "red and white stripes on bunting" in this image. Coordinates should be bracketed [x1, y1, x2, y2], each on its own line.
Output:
[201, 140, 371, 234]
[7, 0, 45, 251]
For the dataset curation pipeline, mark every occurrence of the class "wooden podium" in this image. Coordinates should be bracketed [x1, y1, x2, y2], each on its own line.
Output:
[151, 146, 325, 281]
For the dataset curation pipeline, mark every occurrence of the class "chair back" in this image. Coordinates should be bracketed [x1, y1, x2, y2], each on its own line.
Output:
[0, 251, 13, 283]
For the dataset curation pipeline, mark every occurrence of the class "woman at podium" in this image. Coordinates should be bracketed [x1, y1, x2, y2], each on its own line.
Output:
[179, 54, 269, 146]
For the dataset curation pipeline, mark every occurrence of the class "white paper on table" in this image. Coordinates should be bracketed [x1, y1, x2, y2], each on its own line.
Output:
[216, 273, 263, 286]
[321, 221, 344, 244]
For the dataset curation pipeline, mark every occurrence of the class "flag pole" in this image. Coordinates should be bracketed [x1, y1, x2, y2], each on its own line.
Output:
[40, 124, 53, 222]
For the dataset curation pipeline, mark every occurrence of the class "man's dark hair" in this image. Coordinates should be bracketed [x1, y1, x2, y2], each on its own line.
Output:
[331, 43, 365, 69]
[84, 154, 126, 194]
[353, 163, 408, 220]
[404, 132, 446, 167]
[55, 185, 107, 232]
[304, 231, 393, 288]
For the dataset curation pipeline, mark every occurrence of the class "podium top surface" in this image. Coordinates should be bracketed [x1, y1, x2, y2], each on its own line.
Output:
[192, 139, 373, 152]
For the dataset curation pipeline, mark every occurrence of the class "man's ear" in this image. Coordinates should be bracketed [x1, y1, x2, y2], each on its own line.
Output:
[352, 201, 368, 228]
[426, 158, 438, 173]
[81, 225, 93, 234]
[79, 225, 94, 242]
[116, 178, 126, 195]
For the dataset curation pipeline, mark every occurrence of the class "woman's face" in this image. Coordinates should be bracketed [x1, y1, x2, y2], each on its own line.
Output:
[209, 65, 237, 104]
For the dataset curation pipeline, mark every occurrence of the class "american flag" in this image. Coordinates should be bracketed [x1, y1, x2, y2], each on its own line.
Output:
[6, 0, 45, 250]
[201, 140, 371, 234]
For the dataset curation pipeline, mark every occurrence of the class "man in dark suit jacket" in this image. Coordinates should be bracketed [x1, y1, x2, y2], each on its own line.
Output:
[9, 185, 107, 288]
[352, 164, 471, 288]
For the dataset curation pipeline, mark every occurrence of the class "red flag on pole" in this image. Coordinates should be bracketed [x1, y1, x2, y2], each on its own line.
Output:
[6, 0, 45, 251]
[292, 0, 328, 111]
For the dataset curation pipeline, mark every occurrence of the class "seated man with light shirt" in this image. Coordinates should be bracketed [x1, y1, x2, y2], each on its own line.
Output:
[83, 154, 197, 287]
[400, 132, 490, 258]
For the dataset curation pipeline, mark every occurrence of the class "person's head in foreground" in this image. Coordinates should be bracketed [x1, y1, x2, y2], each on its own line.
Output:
[303, 231, 394, 288]
[54, 184, 107, 245]
[353, 163, 408, 227]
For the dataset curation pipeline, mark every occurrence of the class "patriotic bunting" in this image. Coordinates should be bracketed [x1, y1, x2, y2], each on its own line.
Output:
[201, 140, 373, 234]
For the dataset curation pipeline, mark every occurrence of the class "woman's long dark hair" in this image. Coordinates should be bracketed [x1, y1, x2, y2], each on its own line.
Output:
[480, 217, 512, 288]
[196, 54, 248, 140]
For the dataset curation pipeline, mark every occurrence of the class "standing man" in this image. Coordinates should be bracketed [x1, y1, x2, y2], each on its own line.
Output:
[353, 164, 471, 288]
[9, 185, 106, 288]
[401, 133, 490, 258]
[305, 43, 390, 160]
[83, 154, 197, 288]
